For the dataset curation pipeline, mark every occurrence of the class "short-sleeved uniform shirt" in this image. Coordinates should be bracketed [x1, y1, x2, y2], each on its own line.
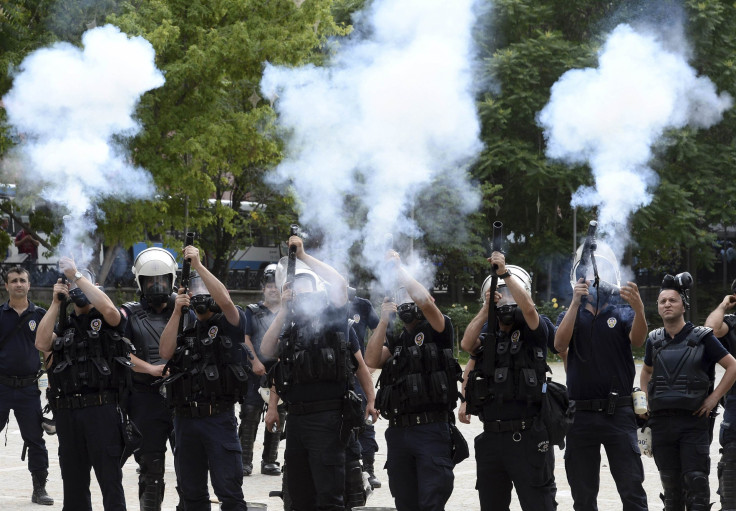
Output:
[390, 315, 454, 352]
[244, 302, 277, 363]
[0, 301, 46, 376]
[280, 303, 355, 404]
[556, 304, 636, 400]
[349, 297, 379, 351]
[644, 322, 728, 379]
[478, 317, 549, 420]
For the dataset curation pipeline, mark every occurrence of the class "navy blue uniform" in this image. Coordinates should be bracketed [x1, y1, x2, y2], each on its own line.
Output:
[383, 315, 455, 511]
[715, 315, 736, 510]
[52, 309, 129, 511]
[557, 305, 648, 511]
[0, 301, 48, 474]
[172, 311, 248, 511]
[644, 322, 728, 509]
[472, 318, 556, 511]
[348, 296, 380, 464]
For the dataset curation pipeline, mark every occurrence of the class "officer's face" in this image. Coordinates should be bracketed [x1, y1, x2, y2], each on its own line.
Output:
[5, 270, 30, 299]
[263, 282, 280, 304]
[657, 289, 685, 321]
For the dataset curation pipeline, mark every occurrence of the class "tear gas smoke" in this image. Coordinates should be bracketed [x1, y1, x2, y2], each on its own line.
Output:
[537, 23, 731, 260]
[2, 24, 164, 268]
[261, 0, 482, 294]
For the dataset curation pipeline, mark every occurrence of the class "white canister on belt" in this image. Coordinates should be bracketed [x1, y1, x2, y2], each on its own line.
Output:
[632, 387, 648, 415]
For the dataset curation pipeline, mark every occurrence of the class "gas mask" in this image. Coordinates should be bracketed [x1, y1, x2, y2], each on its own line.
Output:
[495, 285, 522, 326]
[190, 294, 220, 315]
[395, 287, 424, 324]
[141, 274, 172, 307]
[660, 272, 692, 309]
[69, 287, 90, 307]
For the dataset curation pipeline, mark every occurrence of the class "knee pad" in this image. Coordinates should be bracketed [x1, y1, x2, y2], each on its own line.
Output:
[345, 459, 367, 507]
[659, 470, 684, 511]
[139, 452, 166, 476]
[683, 471, 711, 510]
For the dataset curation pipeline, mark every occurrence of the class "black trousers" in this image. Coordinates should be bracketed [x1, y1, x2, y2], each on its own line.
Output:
[564, 408, 648, 511]
[285, 408, 345, 511]
[0, 382, 48, 473]
[475, 418, 557, 511]
[56, 404, 126, 511]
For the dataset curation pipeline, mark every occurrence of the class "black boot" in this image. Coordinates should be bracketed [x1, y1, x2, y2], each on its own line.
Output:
[238, 404, 261, 476]
[31, 470, 54, 506]
[362, 454, 381, 489]
[261, 405, 285, 475]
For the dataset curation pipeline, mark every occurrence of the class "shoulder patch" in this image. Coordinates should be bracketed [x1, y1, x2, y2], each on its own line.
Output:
[414, 332, 425, 346]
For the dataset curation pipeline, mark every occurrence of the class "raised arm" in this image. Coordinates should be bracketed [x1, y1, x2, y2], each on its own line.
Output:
[705, 295, 736, 339]
[290, 236, 347, 307]
[554, 278, 587, 353]
[364, 300, 394, 369]
[620, 281, 647, 347]
[185, 245, 239, 327]
[160, 288, 189, 360]
[36, 278, 66, 352]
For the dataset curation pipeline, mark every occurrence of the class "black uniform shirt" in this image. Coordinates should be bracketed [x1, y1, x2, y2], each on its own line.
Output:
[245, 302, 277, 363]
[0, 301, 46, 376]
[479, 316, 548, 420]
[644, 321, 728, 377]
[348, 296, 379, 352]
[557, 304, 636, 400]
[394, 315, 454, 351]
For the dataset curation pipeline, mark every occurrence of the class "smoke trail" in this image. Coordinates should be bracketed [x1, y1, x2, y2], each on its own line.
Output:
[537, 23, 731, 259]
[261, 0, 482, 293]
[2, 24, 164, 268]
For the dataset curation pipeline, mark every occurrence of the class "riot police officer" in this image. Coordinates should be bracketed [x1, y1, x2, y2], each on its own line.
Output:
[260, 235, 378, 511]
[554, 241, 649, 511]
[460, 254, 556, 510]
[159, 245, 249, 511]
[238, 263, 283, 477]
[705, 287, 736, 510]
[36, 258, 133, 511]
[0, 266, 53, 505]
[364, 250, 460, 511]
[641, 273, 736, 510]
[120, 247, 182, 511]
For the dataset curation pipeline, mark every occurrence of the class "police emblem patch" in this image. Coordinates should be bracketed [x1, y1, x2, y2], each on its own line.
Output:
[607, 318, 617, 328]
[353, 314, 360, 323]
[28, 320, 37, 332]
[511, 330, 521, 342]
[208, 326, 219, 339]
[414, 332, 425, 346]
[91, 319, 102, 332]
[537, 440, 549, 453]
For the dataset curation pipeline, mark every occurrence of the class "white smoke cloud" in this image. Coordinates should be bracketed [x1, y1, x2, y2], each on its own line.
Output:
[261, 0, 482, 293]
[537, 23, 732, 259]
[2, 24, 164, 268]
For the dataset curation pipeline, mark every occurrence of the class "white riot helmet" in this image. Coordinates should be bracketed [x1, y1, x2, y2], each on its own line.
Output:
[481, 265, 532, 326]
[132, 247, 177, 306]
[569, 240, 621, 297]
[480, 265, 532, 307]
[274, 256, 328, 316]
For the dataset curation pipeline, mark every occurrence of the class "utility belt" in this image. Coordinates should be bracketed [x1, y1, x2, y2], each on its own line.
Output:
[175, 401, 234, 418]
[650, 408, 696, 418]
[0, 372, 40, 388]
[287, 398, 343, 416]
[52, 390, 119, 410]
[575, 396, 632, 413]
[388, 410, 450, 428]
[482, 416, 536, 433]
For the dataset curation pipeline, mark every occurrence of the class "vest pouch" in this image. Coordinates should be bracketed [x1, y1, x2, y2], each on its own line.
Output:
[519, 367, 542, 404]
[423, 343, 439, 372]
[429, 370, 449, 405]
[497, 341, 509, 355]
[202, 364, 221, 399]
[533, 346, 547, 371]
[318, 348, 337, 381]
[407, 345, 423, 372]
[293, 350, 313, 383]
[63, 333, 75, 347]
[405, 373, 428, 408]
[466, 370, 489, 412]
[87, 330, 100, 341]
[493, 366, 514, 403]
[509, 340, 523, 355]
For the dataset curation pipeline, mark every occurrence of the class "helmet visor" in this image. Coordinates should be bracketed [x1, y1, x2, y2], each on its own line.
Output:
[496, 285, 516, 308]
[189, 275, 209, 296]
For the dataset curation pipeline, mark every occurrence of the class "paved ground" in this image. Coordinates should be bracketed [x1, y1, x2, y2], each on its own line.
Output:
[0, 362, 728, 510]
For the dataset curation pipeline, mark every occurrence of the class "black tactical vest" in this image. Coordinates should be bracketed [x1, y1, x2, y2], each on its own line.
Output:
[123, 301, 172, 388]
[247, 303, 276, 361]
[648, 326, 713, 412]
[48, 309, 134, 400]
[464, 325, 548, 416]
[722, 315, 736, 396]
[272, 318, 351, 397]
[162, 314, 249, 408]
[375, 320, 462, 420]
